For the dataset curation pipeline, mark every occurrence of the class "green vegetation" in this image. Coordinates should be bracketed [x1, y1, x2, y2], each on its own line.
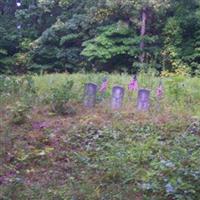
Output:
[0, 73, 200, 199]
[1, 0, 200, 75]
[1, 1, 200, 199]
[50, 79, 76, 115]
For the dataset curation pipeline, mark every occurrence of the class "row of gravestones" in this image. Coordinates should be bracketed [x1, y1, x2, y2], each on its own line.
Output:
[84, 83, 150, 111]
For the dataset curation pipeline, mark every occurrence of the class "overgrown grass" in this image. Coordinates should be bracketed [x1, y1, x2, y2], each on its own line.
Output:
[0, 72, 200, 200]
[32, 72, 200, 116]
[1, 72, 200, 115]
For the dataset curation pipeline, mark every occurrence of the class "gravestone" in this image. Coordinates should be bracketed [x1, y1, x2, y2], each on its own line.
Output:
[111, 86, 125, 110]
[84, 83, 97, 108]
[137, 89, 150, 111]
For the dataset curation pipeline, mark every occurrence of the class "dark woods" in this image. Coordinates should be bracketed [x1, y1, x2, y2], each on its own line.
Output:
[0, 0, 200, 75]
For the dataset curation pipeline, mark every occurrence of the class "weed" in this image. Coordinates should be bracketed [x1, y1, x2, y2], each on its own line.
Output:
[8, 101, 30, 125]
[50, 79, 76, 115]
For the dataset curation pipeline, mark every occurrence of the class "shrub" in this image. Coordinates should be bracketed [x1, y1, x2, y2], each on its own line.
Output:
[0, 75, 36, 97]
[50, 79, 76, 115]
[8, 101, 31, 125]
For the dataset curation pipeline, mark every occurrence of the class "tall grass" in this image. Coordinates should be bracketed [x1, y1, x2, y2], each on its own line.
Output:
[32, 72, 200, 116]
[0, 72, 200, 116]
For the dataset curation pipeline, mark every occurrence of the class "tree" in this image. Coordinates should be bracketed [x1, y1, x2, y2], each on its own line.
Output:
[105, 0, 170, 64]
[0, 0, 200, 75]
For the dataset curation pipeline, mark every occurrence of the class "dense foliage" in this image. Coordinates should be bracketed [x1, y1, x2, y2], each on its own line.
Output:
[1, 0, 200, 75]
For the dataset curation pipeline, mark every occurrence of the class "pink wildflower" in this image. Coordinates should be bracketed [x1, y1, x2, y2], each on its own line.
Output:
[128, 76, 138, 91]
[99, 79, 108, 93]
[156, 82, 164, 98]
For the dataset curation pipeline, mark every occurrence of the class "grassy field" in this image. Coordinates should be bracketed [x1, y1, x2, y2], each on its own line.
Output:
[0, 73, 200, 200]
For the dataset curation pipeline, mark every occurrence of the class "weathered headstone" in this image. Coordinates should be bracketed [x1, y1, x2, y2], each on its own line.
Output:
[84, 83, 97, 108]
[137, 89, 150, 111]
[111, 86, 125, 110]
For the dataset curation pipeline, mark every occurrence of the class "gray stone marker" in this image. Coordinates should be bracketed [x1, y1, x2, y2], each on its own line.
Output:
[137, 89, 150, 111]
[111, 86, 125, 110]
[84, 83, 97, 108]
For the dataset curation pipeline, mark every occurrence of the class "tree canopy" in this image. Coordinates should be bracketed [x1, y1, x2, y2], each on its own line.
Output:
[1, 0, 200, 75]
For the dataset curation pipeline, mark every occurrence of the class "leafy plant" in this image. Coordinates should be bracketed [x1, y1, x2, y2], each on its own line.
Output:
[8, 101, 31, 125]
[50, 79, 75, 115]
[0, 75, 37, 105]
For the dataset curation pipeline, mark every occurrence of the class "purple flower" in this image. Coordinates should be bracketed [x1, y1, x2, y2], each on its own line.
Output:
[156, 81, 164, 98]
[128, 75, 138, 91]
[165, 183, 174, 193]
[99, 79, 109, 93]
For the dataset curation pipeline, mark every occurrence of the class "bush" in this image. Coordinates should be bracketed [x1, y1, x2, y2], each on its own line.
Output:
[50, 79, 76, 115]
[8, 101, 31, 125]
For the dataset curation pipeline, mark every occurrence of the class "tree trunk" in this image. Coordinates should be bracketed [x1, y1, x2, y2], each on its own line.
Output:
[139, 7, 147, 63]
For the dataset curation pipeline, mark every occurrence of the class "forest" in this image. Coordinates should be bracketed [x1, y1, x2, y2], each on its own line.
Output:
[1, 0, 200, 75]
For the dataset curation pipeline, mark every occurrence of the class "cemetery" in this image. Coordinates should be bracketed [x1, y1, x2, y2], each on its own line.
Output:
[0, 0, 200, 200]
[1, 73, 200, 199]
